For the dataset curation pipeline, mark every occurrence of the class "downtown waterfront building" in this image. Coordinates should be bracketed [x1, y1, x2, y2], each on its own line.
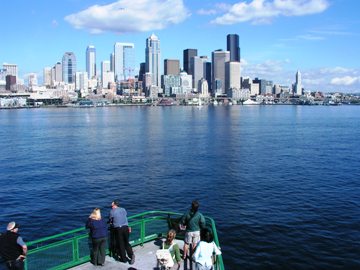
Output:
[145, 34, 161, 88]
[114, 42, 135, 82]
[62, 52, 76, 84]
[212, 50, 230, 96]
[86, 45, 96, 80]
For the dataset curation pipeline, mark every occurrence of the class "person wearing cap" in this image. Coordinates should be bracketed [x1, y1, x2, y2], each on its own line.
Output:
[0, 222, 27, 270]
[109, 200, 135, 265]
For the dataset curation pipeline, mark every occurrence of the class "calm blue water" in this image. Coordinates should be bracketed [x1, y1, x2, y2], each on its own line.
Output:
[1, 105, 360, 269]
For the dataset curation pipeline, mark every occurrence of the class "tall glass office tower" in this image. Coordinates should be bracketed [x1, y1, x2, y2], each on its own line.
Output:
[145, 34, 161, 87]
[114, 42, 135, 82]
[227, 34, 240, 62]
[62, 52, 76, 84]
[183, 49, 197, 75]
[86, 45, 96, 79]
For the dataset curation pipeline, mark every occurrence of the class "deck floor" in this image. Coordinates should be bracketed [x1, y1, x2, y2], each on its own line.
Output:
[70, 239, 195, 270]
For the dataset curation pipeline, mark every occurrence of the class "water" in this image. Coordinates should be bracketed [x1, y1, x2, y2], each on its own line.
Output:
[1, 105, 360, 269]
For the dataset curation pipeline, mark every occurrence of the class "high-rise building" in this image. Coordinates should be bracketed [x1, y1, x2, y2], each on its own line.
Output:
[101, 60, 113, 88]
[114, 42, 135, 82]
[2, 63, 18, 79]
[295, 70, 302, 95]
[110, 53, 115, 72]
[86, 45, 96, 79]
[227, 34, 240, 62]
[145, 34, 161, 88]
[51, 62, 62, 85]
[62, 52, 76, 84]
[164, 59, 180, 75]
[191, 56, 208, 92]
[43, 67, 52, 87]
[183, 49, 197, 75]
[212, 50, 230, 96]
[28, 73, 38, 87]
[225, 61, 241, 93]
[75, 71, 89, 92]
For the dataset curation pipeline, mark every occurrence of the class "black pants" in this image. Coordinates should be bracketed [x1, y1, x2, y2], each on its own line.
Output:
[6, 259, 24, 270]
[114, 226, 133, 262]
[91, 237, 107, 265]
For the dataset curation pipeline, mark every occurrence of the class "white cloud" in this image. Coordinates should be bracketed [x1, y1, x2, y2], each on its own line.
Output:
[331, 76, 360, 86]
[197, 3, 232, 15]
[320, 66, 354, 74]
[65, 0, 190, 34]
[211, 0, 329, 25]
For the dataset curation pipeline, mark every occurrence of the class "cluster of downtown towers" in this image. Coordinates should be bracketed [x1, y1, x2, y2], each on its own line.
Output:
[55, 34, 246, 97]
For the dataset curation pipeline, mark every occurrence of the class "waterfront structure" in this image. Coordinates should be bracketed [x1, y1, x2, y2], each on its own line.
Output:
[145, 34, 161, 88]
[43, 67, 52, 87]
[212, 50, 230, 96]
[227, 34, 240, 62]
[62, 52, 76, 84]
[225, 61, 241, 95]
[164, 59, 180, 75]
[183, 49, 197, 75]
[114, 42, 135, 82]
[295, 70, 302, 96]
[86, 45, 96, 79]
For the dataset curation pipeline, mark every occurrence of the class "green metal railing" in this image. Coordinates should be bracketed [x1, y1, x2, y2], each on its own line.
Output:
[25, 210, 225, 270]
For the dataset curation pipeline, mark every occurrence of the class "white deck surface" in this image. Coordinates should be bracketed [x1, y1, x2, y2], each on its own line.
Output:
[70, 239, 195, 270]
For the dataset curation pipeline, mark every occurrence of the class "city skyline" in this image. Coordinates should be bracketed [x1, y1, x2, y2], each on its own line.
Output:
[1, 0, 359, 92]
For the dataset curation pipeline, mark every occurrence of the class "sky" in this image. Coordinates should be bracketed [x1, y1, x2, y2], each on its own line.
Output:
[1, 0, 360, 92]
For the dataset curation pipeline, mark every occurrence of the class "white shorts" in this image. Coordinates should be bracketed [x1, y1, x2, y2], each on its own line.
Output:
[184, 231, 200, 245]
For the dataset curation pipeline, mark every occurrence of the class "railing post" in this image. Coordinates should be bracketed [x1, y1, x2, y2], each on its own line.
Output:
[141, 215, 146, 245]
[73, 237, 79, 263]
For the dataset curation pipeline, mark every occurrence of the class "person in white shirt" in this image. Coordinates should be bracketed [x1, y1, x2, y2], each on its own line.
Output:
[192, 228, 221, 270]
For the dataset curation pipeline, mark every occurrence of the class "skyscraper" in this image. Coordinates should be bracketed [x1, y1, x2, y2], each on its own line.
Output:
[164, 59, 180, 75]
[62, 52, 76, 84]
[225, 61, 241, 93]
[295, 70, 302, 95]
[212, 50, 230, 96]
[145, 34, 161, 88]
[227, 34, 240, 62]
[183, 49, 197, 75]
[191, 56, 208, 92]
[114, 42, 135, 82]
[86, 45, 96, 79]
[43, 67, 51, 87]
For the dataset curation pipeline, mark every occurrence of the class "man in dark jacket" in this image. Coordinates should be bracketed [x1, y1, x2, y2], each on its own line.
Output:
[181, 200, 206, 259]
[0, 222, 27, 270]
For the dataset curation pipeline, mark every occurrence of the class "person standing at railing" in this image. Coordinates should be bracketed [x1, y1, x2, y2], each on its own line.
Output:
[85, 208, 107, 266]
[192, 228, 221, 270]
[109, 200, 135, 265]
[0, 222, 27, 270]
[180, 200, 206, 260]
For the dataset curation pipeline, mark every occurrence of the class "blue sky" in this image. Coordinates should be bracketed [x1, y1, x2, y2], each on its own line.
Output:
[1, 0, 360, 92]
